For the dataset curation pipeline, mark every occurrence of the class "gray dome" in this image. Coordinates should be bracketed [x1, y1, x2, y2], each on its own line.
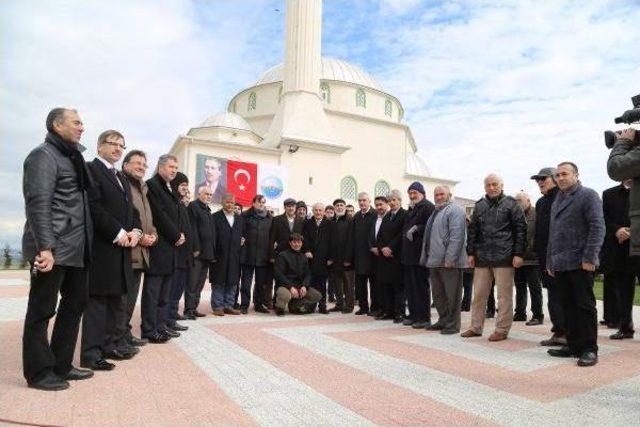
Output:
[200, 112, 253, 132]
[406, 151, 432, 177]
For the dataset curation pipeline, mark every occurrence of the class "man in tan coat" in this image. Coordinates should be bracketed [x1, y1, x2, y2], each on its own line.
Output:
[119, 149, 157, 347]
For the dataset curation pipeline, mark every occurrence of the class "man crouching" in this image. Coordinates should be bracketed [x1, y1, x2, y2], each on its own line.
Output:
[274, 233, 321, 316]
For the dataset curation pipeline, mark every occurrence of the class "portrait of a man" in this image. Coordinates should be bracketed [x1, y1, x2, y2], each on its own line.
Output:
[195, 155, 227, 204]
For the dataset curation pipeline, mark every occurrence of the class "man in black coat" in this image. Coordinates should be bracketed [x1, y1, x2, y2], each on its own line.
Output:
[401, 182, 435, 328]
[22, 108, 94, 390]
[240, 194, 273, 314]
[602, 180, 639, 339]
[211, 193, 244, 315]
[81, 130, 142, 371]
[329, 199, 355, 313]
[303, 203, 333, 314]
[185, 186, 216, 319]
[352, 192, 378, 315]
[143, 154, 185, 343]
[531, 167, 566, 346]
[371, 192, 406, 322]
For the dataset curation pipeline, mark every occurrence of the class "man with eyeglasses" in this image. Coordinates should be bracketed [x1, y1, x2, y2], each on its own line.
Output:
[81, 130, 142, 372]
[530, 167, 566, 347]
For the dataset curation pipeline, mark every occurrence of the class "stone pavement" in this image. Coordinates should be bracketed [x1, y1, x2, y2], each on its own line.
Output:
[1, 270, 639, 426]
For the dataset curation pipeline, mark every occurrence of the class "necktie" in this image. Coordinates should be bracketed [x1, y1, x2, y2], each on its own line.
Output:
[111, 168, 123, 190]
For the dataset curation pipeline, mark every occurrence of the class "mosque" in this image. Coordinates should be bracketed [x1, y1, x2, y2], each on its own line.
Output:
[169, 0, 457, 211]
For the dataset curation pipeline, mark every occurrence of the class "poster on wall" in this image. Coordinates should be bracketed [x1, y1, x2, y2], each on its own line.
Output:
[194, 154, 287, 208]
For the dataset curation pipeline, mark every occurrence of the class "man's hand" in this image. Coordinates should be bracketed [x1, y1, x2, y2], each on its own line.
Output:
[35, 250, 55, 273]
[175, 232, 186, 247]
[616, 227, 631, 244]
[240, 237, 245, 246]
[344, 261, 351, 267]
[305, 252, 313, 259]
[127, 231, 140, 247]
[193, 250, 200, 258]
[140, 234, 153, 247]
[406, 225, 418, 242]
[444, 261, 455, 268]
[512, 256, 523, 269]
[327, 259, 334, 266]
[381, 247, 393, 257]
[468, 256, 475, 268]
[620, 128, 637, 143]
[582, 262, 596, 272]
[299, 286, 307, 298]
[547, 269, 555, 278]
[290, 287, 300, 299]
[370, 247, 380, 256]
[116, 233, 130, 247]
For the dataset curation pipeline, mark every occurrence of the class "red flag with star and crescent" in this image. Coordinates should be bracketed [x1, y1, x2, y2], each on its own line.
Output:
[226, 160, 257, 206]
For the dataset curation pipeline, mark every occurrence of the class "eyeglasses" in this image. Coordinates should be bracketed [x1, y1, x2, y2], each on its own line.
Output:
[104, 141, 127, 150]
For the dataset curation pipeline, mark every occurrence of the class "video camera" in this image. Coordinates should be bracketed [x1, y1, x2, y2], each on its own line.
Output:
[604, 94, 640, 148]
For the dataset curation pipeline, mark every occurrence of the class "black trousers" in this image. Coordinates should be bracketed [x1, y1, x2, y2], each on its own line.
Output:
[167, 267, 188, 325]
[610, 270, 640, 332]
[240, 265, 271, 309]
[141, 273, 173, 337]
[486, 281, 496, 315]
[185, 259, 209, 313]
[23, 265, 88, 383]
[404, 265, 430, 322]
[540, 270, 565, 336]
[602, 273, 620, 325]
[310, 274, 328, 310]
[514, 266, 543, 319]
[81, 294, 125, 363]
[461, 271, 473, 310]
[355, 273, 377, 312]
[556, 269, 598, 354]
[112, 269, 143, 344]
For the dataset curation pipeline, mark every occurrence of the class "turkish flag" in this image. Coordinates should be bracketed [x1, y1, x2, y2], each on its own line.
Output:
[226, 160, 257, 206]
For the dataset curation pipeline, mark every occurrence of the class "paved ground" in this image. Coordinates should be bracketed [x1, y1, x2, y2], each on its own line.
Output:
[1, 269, 639, 426]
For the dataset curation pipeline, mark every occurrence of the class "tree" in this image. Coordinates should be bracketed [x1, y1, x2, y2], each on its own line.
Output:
[2, 244, 12, 269]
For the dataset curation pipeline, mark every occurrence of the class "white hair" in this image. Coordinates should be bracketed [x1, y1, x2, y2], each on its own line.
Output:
[484, 173, 503, 185]
[388, 189, 402, 200]
[357, 192, 370, 201]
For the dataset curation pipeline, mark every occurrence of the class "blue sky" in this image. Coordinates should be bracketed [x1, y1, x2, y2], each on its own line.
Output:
[1, 0, 639, 249]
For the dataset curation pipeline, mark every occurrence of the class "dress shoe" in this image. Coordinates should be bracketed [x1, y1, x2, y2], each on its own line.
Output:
[224, 308, 241, 315]
[599, 320, 607, 325]
[412, 321, 430, 329]
[254, 304, 269, 314]
[393, 315, 404, 324]
[116, 345, 140, 356]
[488, 332, 507, 342]
[233, 302, 240, 309]
[606, 323, 618, 329]
[547, 346, 577, 358]
[525, 318, 543, 326]
[329, 306, 343, 312]
[341, 308, 354, 314]
[28, 372, 69, 391]
[513, 314, 527, 322]
[128, 336, 148, 347]
[146, 332, 169, 343]
[460, 305, 470, 312]
[402, 318, 415, 326]
[461, 330, 482, 338]
[183, 312, 197, 320]
[610, 330, 634, 340]
[175, 314, 188, 321]
[440, 329, 459, 335]
[81, 358, 116, 371]
[577, 351, 598, 367]
[485, 311, 495, 319]
[318, 307, 329, 314]
[212, 309, 225, 316]
[104, 349, 135, 360]
[426, 322, 445, 331]
[540, 334, 567, 346]
[194, 310, 206, 317]
[355, 309, 369, 315]
[60, 367, 94, 381]
[240, 307, 248, 315]
[162, 328, 180, 338]
[168, 322, 188, 331]
[275, 308, 285, 316]
[367, 310, 380, 317]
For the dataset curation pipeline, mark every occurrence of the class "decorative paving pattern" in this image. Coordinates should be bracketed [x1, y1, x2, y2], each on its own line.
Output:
[1, 270, 639, 426]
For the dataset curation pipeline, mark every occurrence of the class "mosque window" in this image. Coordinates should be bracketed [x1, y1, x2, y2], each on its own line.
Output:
[278, 85, 283, 104]
[398, 106, 404, 123]
[356, 88, 366, 108]
[374, 180, 390, 197]
[385, 99, 392, 117]
[248, 92, 257, 111]
[320, 82, 330, 103]
[340, 176, 357, 200]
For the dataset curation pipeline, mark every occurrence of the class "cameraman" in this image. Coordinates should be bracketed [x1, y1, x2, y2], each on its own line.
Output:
[607, 128, 640, 258]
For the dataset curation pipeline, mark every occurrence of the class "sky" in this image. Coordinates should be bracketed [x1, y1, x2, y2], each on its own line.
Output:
[1, 0, 639, 249]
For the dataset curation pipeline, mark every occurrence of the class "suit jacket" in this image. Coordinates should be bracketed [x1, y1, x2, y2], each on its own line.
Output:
[86, 158, 140, 295]
[330, 214, 354, 271]
[302, 217, 333, 276]
[188, 199, 215, 261]
[601, 184, 636, 272]
[269, 213, 304, 260]
[352, 208, 377, 275]
[210, 210, 244, 285]
[371, 208, 406, 284]
[401, 198, 435, 266]
[241, 208, 272, 266]
[146, 174, 182, 276]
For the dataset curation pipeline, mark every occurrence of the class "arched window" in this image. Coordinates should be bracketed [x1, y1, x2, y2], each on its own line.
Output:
[374, 180, 390, 197]
[398, 106, 404, 123]
[356, 88, 366, 108]
[384, 99, 392, 117]
[278, 85, 283, 104]
[248, 92, 256, 111]
[320, 82, 330, 103]
[231, 101, 237, 113]
[340, 176, 357, 200]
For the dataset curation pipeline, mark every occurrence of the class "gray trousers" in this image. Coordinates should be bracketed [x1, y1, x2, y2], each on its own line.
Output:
[429, 267, 463, 332]
[275, 286, 322, 313]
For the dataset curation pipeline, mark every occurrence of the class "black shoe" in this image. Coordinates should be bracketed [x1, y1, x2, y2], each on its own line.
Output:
[318, 307, 329, 314]
[168, 323, 188, 332]
[329, 306, 343, 312]
[28, 372, 70, 391]
[255, 304, 269, 314]
[599, 320, 607, 325]
[81, 358, 116, 371]
[162, 328, 180, 338]
[610, 330, 634, 340]
[402, 318, 415, 326]
[355, 309, 369, 315]
[374, 312, 387, 320]
[183, 312, 197, 320]
[525, 318, 543, 326]
[547, 346, 577, 358]
[460, 305, 470, 312]
[485, 311, 495, 319]
[128, 336, 148, 347]
[104, 349, 135, 360]
[240, 307, 248, 314]
[194, 310, 206, 317]
[440, 329, 459, 335]
[577, 351, 598, 367]
[175, 314, 188, 321]
[412, 321, 430, 329]
[275, 308, 285, 317]
[146, 332, 169, 343]
[393, 315, 404, 324]
[342, 308, 353, 314]
[426, 322, 445, 331]
[60, 367, 94, 381]
[116, 345, 140, 356]
[513, 314, 527, 322]
[367, 310, 380, 317]
[233, 302, 240, 309]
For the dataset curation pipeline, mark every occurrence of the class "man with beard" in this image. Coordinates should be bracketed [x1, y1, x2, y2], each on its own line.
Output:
[302, 202, 333, 314]
[352, 192, 377, 315]
[329, 199, 355, 313]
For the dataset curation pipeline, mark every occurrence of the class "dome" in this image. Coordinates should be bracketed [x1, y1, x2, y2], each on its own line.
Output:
[256, 57, 384, 92]
[406, 151, 432, 177]
[199, 112, 253, 132]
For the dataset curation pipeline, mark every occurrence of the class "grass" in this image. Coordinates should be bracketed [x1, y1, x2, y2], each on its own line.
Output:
[594, 277, 640, 306]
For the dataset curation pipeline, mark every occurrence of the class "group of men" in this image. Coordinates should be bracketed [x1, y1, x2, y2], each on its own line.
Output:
[21, 108, 639, 391]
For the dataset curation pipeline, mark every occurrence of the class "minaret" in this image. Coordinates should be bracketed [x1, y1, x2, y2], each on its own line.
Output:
[262, 0, 342, 150]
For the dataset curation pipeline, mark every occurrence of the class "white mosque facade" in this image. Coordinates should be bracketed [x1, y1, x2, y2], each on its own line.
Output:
[170, 0, 456, 211]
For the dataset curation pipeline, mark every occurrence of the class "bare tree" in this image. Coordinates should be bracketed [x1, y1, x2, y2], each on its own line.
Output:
[2, 244, 12, 269]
